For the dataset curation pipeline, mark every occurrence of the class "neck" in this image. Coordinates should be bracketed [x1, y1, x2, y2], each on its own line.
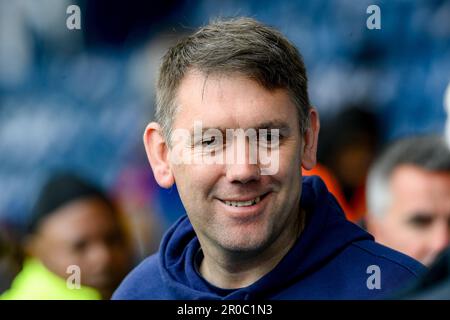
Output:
[199, 209, 305, 289]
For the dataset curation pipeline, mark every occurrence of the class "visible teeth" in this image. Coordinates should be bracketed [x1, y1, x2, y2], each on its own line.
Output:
[224, 196, 261, 207]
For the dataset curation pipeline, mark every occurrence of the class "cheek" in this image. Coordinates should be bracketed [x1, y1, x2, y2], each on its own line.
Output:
[400, 235, 429, 263]
[277, 148, 302, 182]
[173, 164, 222, 203]
[383, 217, 413, 240]
[382, 217, 427, 254]
[42, 243, 81, 279]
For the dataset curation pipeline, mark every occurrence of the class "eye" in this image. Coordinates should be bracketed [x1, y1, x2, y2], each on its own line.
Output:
[259, 130, 280, 147]
[202, 136, 223, 150]
[202, 136, 216, 146]
[72, 239, 88, 253]
[408, 214, 433, 229]
[264, 133, 273, 142]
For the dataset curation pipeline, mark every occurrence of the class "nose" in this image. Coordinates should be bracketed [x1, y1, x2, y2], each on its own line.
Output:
[225, 139, 261, 184]
[226, 163, 261, 184]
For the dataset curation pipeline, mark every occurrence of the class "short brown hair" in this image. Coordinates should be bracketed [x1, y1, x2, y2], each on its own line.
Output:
[156, 17, 311, 143]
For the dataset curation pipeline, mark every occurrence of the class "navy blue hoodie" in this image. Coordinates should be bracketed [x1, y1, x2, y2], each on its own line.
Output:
[113, 176, 426, 299]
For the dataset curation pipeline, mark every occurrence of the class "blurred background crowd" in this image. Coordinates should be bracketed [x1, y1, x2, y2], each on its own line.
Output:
[1, 0, 450, 299]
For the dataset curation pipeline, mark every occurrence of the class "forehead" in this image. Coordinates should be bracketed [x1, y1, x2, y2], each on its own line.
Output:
[389, 165, 450, 214]
[38, 197, 117, 241]
[173, 71, 300, 131]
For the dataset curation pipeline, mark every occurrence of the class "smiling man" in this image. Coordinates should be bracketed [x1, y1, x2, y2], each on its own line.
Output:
[113, 17, 425, 300]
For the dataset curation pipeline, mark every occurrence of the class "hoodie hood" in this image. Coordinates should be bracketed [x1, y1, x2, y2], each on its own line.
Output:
[158, 176, 372, 299]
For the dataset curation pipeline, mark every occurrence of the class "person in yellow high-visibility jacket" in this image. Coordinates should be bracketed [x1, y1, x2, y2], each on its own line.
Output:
[1, 258, 100, 300]
[2, 173, 133, 300]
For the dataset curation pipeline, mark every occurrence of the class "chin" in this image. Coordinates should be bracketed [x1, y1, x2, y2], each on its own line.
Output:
[218, 232, 270, 253]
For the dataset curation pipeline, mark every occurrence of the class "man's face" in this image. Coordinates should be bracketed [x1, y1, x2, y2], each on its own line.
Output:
[165, 72, 312, 254]
[372, 165, 450, 266]
[29, 197, 132, 298]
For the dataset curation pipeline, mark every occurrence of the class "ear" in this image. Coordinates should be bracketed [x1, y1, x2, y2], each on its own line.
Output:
[301, 108, 320, 170]
[143, 122, 175, 188]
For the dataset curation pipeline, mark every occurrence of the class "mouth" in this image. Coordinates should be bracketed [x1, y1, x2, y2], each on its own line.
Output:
[216, 192, 271, 218]
[219, 192, 269, 208]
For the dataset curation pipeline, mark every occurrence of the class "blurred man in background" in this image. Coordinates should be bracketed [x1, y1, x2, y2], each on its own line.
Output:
[1, 173, 133, 299]
[366, 136, 450, 266]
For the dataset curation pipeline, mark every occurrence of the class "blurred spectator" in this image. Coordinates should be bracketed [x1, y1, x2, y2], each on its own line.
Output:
[304, 106, 379, 221]
[366, 136, 450, 266]
[0, 222, 24, 294]
[1, 173, 133, 299]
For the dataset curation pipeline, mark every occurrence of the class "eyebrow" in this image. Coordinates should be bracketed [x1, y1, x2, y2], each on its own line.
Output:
[190, 120, 292, 136]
